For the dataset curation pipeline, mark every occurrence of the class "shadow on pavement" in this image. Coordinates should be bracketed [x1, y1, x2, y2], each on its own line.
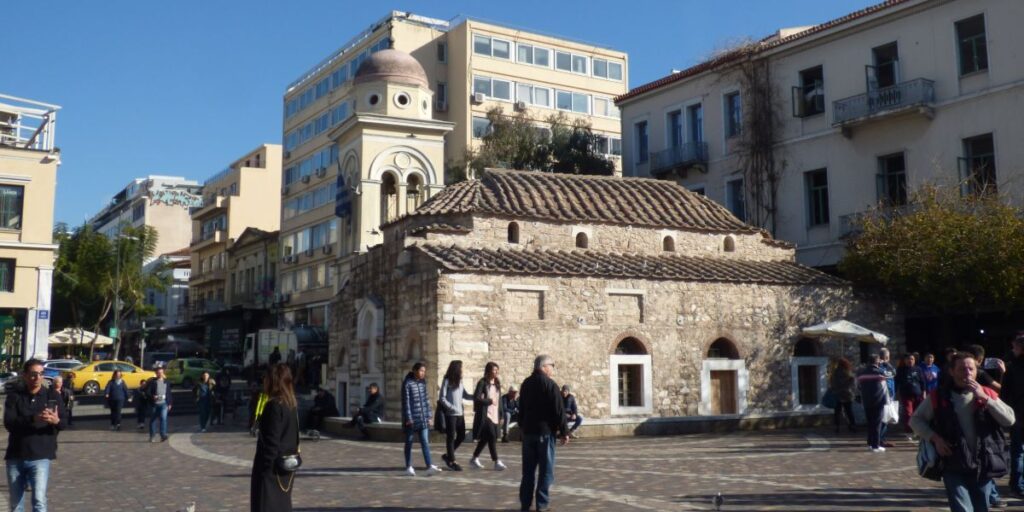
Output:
[295, 509, 501, 511]
[675, 487, 950, 509]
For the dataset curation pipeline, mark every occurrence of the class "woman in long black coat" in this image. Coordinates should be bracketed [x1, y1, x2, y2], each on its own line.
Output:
[251, 364, 299, 512]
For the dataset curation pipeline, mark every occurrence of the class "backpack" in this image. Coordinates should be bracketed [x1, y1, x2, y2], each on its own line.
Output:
[917, 438, 943, 481]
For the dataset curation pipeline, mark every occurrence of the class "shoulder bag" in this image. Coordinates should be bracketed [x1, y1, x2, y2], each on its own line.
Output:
[917, 439, 943, 481]
[275, 406, 302, 492]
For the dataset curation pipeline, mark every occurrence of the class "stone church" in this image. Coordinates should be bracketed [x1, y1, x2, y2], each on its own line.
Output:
[326, 48, 901, 434]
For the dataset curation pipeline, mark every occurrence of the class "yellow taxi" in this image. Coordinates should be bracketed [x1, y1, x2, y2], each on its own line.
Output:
[64, 360, 156, 395]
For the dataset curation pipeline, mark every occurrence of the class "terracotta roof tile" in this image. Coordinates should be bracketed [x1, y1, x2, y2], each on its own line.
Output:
[414, 244, 845, 286]
[399, 169, 758, 234]
[407, 222, 471, 236]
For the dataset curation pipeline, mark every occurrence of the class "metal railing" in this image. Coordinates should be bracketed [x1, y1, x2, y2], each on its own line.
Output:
[0, 93, 60, 151]
[833, 78, 935, 125]
[839, 204, 916, 238]
[650, 142, 709, 175]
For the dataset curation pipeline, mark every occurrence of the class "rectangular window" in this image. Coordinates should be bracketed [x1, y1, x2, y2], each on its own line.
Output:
[571, 92, 589, 114]
[956, 15, 988, 75]
[437, 41, 447, 63]
[0, 259, 14, 292]
[805, 169, 830, 226]
[131, 202, 145, 222]
[794, 65, 825, 117]
[688, 103, 703, 143]
[667, 110, 682, 148]
[725, 92, 742, 138]
[535, 47, 550, 67]
[436, 82, 447, 110]
[517, 45, 552, 67]
[877, 153, 907, 206]
[592, 58, 623, 80]
[608, 61, 623, 80]
[472, 117, 491, 139]
[961, 133, 997, 195]
[572, 55, 588, 74]
[473, 76, 491, 97]
[0, 185, 24, 230]
[473, 35, 491, 55]
[726, 177, 746, 221]
[556, 90, 572, 111]
[492, 78, 512, 101]
[555, 51, 572, 71]
[517, 44, 534, 65]
[635, 121, 649, 163]
[492, 39, 511, 59]
[594, 97, 619, 118]
[534, 87, 551, 108]
[593, 58, 608, 78]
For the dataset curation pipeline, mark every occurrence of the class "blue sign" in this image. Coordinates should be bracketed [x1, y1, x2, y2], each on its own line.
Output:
[335, 173, 352, 219]
[37, 310, 49, 320]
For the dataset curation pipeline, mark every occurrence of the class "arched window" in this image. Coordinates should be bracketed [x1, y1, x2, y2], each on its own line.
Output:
[707, 338, 740, 359]
[723, 235, 736, 253]
[611, 337, 652, 414]
[615, 337, 647, 355]
[793, 338, 822, 357]
[662, 236, 675, 252]
[507, 222, 520, 244]
[381, 173, 399, 223]
[406, 174, 423, 212]
[575, 232, 589, 249]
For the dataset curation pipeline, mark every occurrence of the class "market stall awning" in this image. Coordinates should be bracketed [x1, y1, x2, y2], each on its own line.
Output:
[48, 328, 113, 347]
[801, 320, 889, 344]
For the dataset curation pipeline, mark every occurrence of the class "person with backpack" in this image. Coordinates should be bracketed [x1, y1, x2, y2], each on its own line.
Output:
[1000, 336, 1024, 498]
[911, 352, 1015, 511]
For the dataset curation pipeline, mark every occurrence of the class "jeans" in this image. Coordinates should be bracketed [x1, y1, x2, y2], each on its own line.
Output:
[520, 434, 556, 510]
[149, 402, 169, 439]
[1012, 419, 1024, 493]
[444, 414, 466, 462]
[864, 403, 884, 449]
[404, 427, 433, 468]
[834, 400, 855, 430]
[354, 412, 378, 437]
[502, 411, 518, 439]
[568, 414, 583, 432]
[109, 399, 124, 427]
[943, 471, 993, 512]
[197, 399, 211, 429]
[6, 458, 50, 512]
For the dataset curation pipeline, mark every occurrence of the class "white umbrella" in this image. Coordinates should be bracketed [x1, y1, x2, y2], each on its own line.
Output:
[801, 320, 889, 344]
[47, 328, 113, 347]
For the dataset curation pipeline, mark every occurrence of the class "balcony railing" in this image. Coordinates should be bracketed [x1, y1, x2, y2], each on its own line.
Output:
[0, 93, 60, 151]
[833, 78, 935, 126]
[650, 141, 709, 176]
[839, 204, 915, 238]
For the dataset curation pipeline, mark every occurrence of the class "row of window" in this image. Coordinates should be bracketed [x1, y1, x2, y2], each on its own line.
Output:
[633, 93, 740, 164]
[472, 74, 620, 118]
[279, 262, 335, 294]
[232, 265, 274, 297]
[505, 222, 736, 253]
[473, 33, 624, 81]
[281, 218, 339, 256]
[284, 182, 339, 220]
[285, 38, 389, 120]
[198, 251, 228, 274]
[470, 116, 621, 156]
[284, 145, 339, 186]
[199, 214, 226, 241]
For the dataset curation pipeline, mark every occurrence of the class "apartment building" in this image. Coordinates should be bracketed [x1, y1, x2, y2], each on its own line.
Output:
[188, 144, 281, 323]
[142, 248, 190, 329]
[89, 176, 202, 259]
[0, 93, 60, 361]
[617, 0, 1023, 269]
[279, 11, 629, 328]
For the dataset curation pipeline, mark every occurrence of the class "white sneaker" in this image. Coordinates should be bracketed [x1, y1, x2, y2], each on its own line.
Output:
[870, 447, 886, 453]
[469, 457, 484, 469]
[425, 465, 441, 476]
[494, 460, 507, 471]
[405, 466, 416, 476]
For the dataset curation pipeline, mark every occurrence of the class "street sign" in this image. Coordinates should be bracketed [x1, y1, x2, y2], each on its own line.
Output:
[108, 327, 119, 339]
[37, 311, 49, 320]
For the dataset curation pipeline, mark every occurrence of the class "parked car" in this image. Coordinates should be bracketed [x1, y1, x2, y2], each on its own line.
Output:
[0, 371, 19, 393]
[165, 358, 220, 388]
[43, 359, 83, 380]
[64, 360, 156, 395]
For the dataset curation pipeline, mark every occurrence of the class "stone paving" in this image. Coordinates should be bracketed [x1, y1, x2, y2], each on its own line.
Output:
[0, 410, 1011, 511]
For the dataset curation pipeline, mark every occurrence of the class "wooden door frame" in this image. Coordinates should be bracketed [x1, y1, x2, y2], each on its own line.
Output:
[700, 358, 747, 416]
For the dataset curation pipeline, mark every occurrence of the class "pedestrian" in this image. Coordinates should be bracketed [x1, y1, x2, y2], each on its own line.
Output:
[856, 353, 889, 453]
[194, 371, 216, 432]
[1001, 336, 1024, 499]
[146, 363, 174, 443]
[213, 366, 233, 426]
[250, 364, 299, 512]
[961, 346, 1009, 510]
[248, 379, 262, 433]
[51, 377, 74, 429]
[401, 362, 441, 477]
[3, 358, 67, 512]
[439, 360, 473, 471]
[561, 385, 583, 438]
[268, 347, 282, 367]
[134, 378, 151, 430]
[470, 362, 506, 471]
[912, 352, 1014, 511]
[103, 370, 130, 431]
[519, 355, 569, 512]
[347, 384, 381, 439]
[501, 386, 520, 443]
[829, 357, 856, 433]
[920, 353, 941, 394]
[896, 353, 926, 437]
[878, 348, 897, 448]
[307, 387, 339, 432]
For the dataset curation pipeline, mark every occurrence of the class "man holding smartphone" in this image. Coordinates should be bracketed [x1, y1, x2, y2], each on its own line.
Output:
[4, 358, 67, 512]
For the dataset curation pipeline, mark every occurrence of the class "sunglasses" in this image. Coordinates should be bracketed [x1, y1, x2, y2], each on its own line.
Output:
[24, 371, 43, 378]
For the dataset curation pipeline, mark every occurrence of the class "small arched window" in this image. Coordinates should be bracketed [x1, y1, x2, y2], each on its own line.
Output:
[507, 222, 520, 244]
[406, 174, 423, 212]
[381, 173, 398, 222]
[575, 232, 589, 249]
[662, 236, 675, 252]
[615, 337, 647, 355]
[793, 338, 822, 357]
[723, 235, 736, 253]
[707, 338, 741, 359]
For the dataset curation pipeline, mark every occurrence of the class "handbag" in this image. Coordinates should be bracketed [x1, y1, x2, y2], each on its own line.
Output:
[274, 410, 302, 493]
[820, 389, 837, 409]
[882, 397, 899, 425]
[433, 399, 447, 433]
[917, 439, 943, 481]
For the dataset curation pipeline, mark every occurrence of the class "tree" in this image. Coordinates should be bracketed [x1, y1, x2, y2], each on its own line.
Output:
[839, 185, 1024, 316]
[449, 108, 615, 181]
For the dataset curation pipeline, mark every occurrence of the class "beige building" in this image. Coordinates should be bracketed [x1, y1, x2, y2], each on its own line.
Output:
[89, 176, 202, 259]
[0, 93, 60, 361]
[279, 11, 628, 329]
[227, 227, 279, 311]
[188, 144, 281, 319]
[617, 0, 1022, 268]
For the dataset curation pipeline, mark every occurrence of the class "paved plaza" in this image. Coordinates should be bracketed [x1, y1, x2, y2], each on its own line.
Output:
[1, 408, 1007, 512]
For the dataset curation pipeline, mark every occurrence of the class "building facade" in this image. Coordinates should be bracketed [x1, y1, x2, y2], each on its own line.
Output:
[143, 248, 190, 330]
[616, 0, 1022, 268]
[279, 11, 628, 331]
[0, 93, 61, 361]
[89, 176, 202, 259]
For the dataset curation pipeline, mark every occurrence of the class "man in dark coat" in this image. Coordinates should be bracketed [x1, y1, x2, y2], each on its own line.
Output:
[348, 384, 383, 439]
[1001, 336, 1024, 497]
[518, 355, 569, 512]
[500, 386, 520, 442]
[856, 353, 889, 452]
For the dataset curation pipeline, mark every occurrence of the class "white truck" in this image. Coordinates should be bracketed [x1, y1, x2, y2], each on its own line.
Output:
[243, 329, 297, 376]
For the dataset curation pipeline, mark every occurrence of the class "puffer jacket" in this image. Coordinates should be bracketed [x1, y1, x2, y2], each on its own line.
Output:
[401, 372, 431, 431]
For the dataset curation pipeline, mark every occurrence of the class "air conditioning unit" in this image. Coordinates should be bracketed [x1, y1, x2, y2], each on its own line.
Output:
[301, 175, 311, 184]
[471, 92, 486, 105]
[316, 167, 327, 178]
[281, 185, 290, 196]
[322, 245, 333, 255]
[514, 101, 527, 111]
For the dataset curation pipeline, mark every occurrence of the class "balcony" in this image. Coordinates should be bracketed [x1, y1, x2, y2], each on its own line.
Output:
[191, 229, 225, 250]
[649, 141, 709, 177]
[189, 268, 227, 285]
[191, 195, 228, 219]
[0, 93, 60, 151]
[832, 78, 935, 129]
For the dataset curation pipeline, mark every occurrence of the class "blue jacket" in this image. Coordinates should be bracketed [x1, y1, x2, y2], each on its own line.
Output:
[104, 380, 129, 403]
[401, 373, 431, 431]
[563, 394, 579, 417]
[919, 363, 941, 393]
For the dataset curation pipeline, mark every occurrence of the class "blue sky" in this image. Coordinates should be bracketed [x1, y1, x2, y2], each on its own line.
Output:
[4, 0, 876, 226]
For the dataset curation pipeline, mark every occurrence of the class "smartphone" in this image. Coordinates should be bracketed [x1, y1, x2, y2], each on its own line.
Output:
[46, 399, 58, 411]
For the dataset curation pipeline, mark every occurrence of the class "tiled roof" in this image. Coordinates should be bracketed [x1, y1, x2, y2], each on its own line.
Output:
[398, 168, 759, 234]
[407, 222, 471, 236]
[414, 244, 845, 286]
[616, 0, 916, 104]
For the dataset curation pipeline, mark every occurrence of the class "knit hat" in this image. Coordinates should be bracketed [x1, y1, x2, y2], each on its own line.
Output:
[561, 384, 571, 392]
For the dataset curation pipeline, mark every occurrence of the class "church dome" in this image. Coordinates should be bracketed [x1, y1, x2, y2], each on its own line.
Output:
[354, 48, 429, 88]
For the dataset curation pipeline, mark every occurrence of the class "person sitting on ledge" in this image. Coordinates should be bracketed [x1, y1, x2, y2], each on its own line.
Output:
[561, 384, 583, 439]
[306, 387, 339, 432]
[348, 383, 384, 439]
